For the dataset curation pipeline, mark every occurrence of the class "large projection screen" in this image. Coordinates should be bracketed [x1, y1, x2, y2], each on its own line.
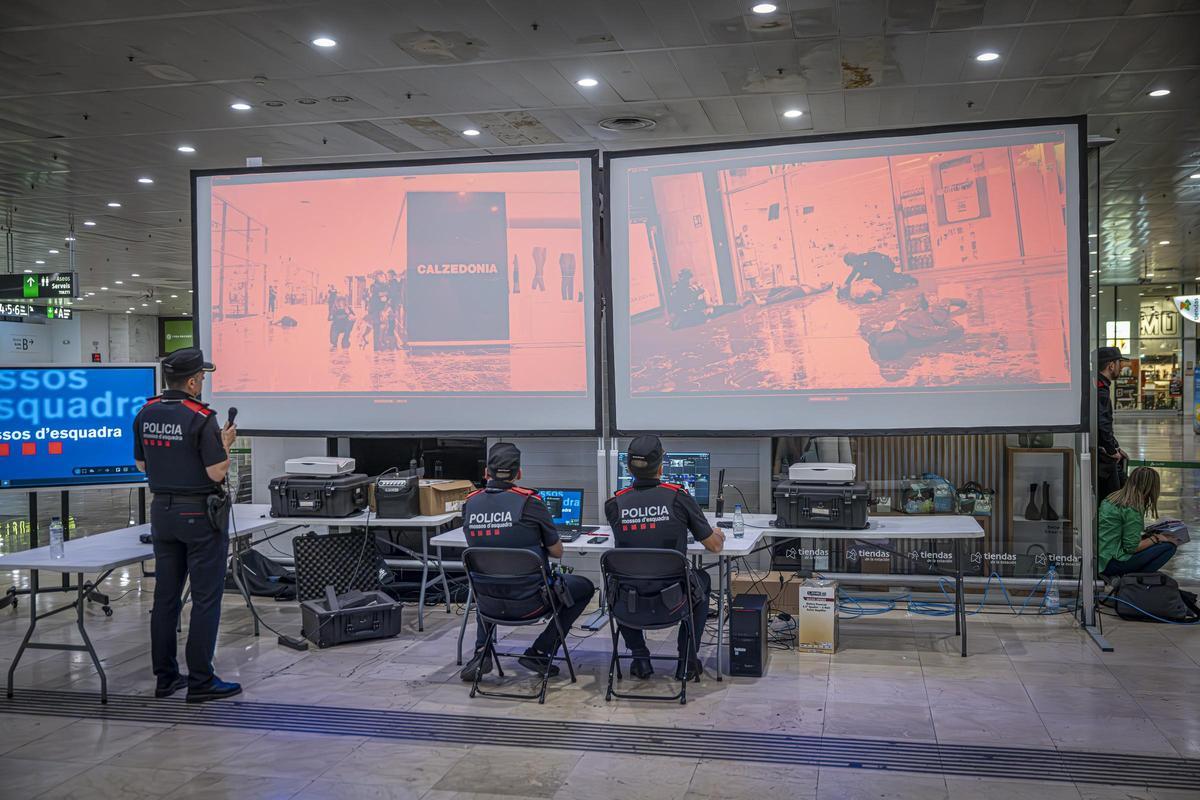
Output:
[607, 120, 1086, 434]
[194, 154, 598, 435]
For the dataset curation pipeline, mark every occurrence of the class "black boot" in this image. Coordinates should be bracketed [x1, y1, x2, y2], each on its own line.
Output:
[518, 647, 560, 677]
[630, 649, 653, 679]
[460, 649, 493, 682]
[674, 656, 702, 682]
[1024, 483, 1041, 521]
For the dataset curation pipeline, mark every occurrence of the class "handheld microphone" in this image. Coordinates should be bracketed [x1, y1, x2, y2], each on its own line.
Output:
[714, 468, 727, 518]
[227, 406, 238, 426]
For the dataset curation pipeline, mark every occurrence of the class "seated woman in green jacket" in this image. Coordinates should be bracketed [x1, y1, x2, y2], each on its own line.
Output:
[1098, 466, 1179, 577]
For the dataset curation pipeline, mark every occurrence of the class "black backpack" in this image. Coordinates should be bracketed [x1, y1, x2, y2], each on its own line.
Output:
[227, 549, 297, 601]
[1108, 572, 1199, 623]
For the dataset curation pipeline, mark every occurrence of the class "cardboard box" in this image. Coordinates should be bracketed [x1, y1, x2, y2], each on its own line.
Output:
[730, 570, 800, 616]
[797, 579, 838, 654]
[418, 479, 474, 516]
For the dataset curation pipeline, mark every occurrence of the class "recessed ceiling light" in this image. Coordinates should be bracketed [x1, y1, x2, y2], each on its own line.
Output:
[106, 201, 122, 208]
[782, 109, 804, 118]
[177, 145, 196, 153]
[141, 303, 148, 307]
[462, 129, 481, 137]
[1088, 233, 1097, 238]
[188, 289, 194, 293]
[35, 260, 44, 264]
[114, 280, 123, 284]
[131, 273, 140, 277]
[576, 77, 599, 87]
[126, 310, 132, 314]
[155, 299, 162, 303]
[48, 249, 59, 253]
[1191, 174, 1200, 180]
[64, 235, 75, 241]
[1147, 273, 1155, 277]
[1148, 88, 1170, 97]
[752, 3, 777, 12]
[137, 177, 154, 184]
[231, 102, 252, 111]
[87, 292, 95, 296]
[23, 269, 32, 273]
[170, 294, 179, 298]
[100, 287, 109, 291]
[975, 52, 1001, 62]
[1159, 240, 1170, 245]
[1089, 251, 1098, 255]
[311, 36, 337, 47]
[83, 220, 96, 226]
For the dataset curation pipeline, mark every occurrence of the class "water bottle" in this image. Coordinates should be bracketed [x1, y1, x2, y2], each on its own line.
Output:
[1045, 564, 1060, 613]
[733, 504, 745, 539]
[49, 516, 65, 560]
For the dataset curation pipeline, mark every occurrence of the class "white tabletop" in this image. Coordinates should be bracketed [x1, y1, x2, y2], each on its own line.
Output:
[0, 505, 279, 574]
[242, 505, 460, 529]
[758, 513, 984, 540]
[430, 525, 764, 557]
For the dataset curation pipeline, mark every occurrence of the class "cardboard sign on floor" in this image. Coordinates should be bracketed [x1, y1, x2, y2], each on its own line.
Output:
[797, 578, 839, 654]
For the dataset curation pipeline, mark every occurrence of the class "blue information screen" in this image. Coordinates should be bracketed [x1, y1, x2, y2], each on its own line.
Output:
[539, 488, 583, 527]
[0, 365, 157, 489]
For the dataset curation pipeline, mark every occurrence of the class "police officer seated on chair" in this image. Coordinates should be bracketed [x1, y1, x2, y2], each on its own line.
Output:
[133, 347, 241, 704]
[460, 443, 596, 682]
[605, 435, 724, 681]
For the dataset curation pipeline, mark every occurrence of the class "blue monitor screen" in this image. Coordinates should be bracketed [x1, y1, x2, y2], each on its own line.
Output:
[0, 365, 158, 490]
[539, 488, 583, 527]
[617, 452, 711, 506]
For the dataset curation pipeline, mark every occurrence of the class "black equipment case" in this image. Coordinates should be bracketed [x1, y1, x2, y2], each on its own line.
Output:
[774, 481, 870, 530]
[300, 588, 403, 648]
[372, 471, 421, 518]
[268, 473, 369, 518]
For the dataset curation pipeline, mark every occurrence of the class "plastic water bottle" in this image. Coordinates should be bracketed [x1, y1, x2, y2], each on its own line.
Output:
[733, 504, 745, 539]
[49, 516, 65, 560]
[1045, 564, 1060, 613]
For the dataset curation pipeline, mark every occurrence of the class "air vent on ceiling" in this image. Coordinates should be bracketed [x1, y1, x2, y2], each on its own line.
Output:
[599, 116, 656, 131]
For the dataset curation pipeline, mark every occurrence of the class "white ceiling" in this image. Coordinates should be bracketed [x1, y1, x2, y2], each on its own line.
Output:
[1, 0, 1198, 318]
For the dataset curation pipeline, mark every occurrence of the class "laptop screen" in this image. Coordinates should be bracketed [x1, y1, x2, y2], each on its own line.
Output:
[539, 488, 583, 528]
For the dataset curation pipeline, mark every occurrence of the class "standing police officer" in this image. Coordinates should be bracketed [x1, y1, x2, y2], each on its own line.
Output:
[1096, 346, 1130, 498]
[605, 436, 724, 681]
[133, 348, 241, 703]
[460, 443, 595, 681]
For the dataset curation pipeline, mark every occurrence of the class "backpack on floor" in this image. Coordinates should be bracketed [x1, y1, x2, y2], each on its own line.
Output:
[1108, 572, 1198, 623]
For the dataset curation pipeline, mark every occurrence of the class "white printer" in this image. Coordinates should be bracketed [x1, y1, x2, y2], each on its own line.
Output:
[788, 462, 856, 483]
[284, 456, 356, 477]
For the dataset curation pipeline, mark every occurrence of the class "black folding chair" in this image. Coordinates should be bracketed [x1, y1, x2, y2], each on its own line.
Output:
[600, 548, 699, 705]
[462, 547, 577, 704]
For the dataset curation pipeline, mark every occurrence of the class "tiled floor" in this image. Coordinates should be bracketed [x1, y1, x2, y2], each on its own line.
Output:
[0, 566, 1197, 799]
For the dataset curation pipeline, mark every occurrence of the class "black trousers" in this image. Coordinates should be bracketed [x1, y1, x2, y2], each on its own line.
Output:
[150, 496, 229, 690]
[619, 569, 711, 661]
[1098, 458, 1124, 501]
[474, 574, 595, 655]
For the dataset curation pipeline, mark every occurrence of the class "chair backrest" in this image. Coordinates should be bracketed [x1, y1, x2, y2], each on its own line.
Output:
[464, 547, 551, 625]
[601, 548, 693, 630]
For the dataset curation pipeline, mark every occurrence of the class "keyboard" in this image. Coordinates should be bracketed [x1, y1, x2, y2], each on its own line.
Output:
[556, 525, 599, 542]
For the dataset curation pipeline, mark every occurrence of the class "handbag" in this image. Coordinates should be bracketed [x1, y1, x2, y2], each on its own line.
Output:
[1108, 572, 1197, 623]
[956, 481, 994, 516]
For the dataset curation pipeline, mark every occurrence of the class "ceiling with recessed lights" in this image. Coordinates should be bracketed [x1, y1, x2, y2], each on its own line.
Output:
[1, 0, 1198, 319]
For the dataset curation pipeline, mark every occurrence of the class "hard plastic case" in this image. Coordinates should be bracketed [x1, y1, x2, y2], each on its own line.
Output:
[268, 473, 369, 518]
[774, 480, 871, 530]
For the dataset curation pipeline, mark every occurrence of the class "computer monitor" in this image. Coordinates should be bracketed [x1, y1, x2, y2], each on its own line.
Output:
[616, 452, 711, 506]
[538, 488, 584, 528]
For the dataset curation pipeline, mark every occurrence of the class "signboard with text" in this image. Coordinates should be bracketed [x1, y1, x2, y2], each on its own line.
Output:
[0, 272, 77, 299]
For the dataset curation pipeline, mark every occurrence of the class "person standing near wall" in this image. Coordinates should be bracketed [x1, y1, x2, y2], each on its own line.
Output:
[1097, 346, 1130, 498]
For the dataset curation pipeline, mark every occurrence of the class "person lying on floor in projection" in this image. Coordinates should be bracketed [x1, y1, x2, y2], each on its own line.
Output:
[837, 251, 919, 302]
[867, 294, 969, 362]
[666, 268, 748, 330]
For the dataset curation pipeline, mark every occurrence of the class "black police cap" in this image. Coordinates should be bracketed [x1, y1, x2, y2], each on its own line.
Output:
[627, 435, 663, 471]
[1097, 346, 1129, 367]
[487, 442, 521, 479]
[162, 347, 215, 377]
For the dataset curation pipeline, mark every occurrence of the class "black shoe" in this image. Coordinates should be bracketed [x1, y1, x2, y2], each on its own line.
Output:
[518, 648, 560, 677]
[630, 656, 654, 680]
[674, 657, 702, 682]
[186, 678, 242, 704]
[460, 650, 493, 682]
[154, 675, 187, 698]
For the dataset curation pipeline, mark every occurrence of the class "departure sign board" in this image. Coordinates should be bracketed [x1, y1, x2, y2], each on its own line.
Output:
[0, 302, 71, 319]
[0, 272, 77, 299]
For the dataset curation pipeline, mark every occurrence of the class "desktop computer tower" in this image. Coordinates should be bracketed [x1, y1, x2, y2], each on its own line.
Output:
[729, 593, 768, 677]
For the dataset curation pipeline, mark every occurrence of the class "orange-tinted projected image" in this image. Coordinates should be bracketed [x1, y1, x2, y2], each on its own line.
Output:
[625, 135, 1073, 395]
[207, 164, 589, 396]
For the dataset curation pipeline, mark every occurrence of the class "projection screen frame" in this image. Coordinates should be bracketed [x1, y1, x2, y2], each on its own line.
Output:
[602, 116, 1091, 437]
[191, 150, 604, 438]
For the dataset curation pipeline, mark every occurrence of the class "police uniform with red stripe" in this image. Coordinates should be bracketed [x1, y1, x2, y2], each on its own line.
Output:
[604, 436, 714, 672]
[132, 348, 236, 701]
[461, 443, 594, 663]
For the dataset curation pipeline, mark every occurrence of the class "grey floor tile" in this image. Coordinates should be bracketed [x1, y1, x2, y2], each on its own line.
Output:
[0, 755, 91, 798]
[317, 740, 470, 791]
[1039, 713, 1176, 755]
[816, 767, 948, 799]
[106, 726, 268, 771]
[162, 772, 310, 799]
[9, 720, 162, 764]
[686, 758, 818, 800]
[292, 781, 427, 800]
[0, 713, 79, 756]
[34, 764, 199, 800]
[553, 753, 697, 800]
[822, 700, 936, 741]
[923, 675, 1034, 712]
[931, 706, 1055, 748]
[431, 745, 581, 798]
[209, 731, 366, 780]
[944, 776, 1082, 799]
